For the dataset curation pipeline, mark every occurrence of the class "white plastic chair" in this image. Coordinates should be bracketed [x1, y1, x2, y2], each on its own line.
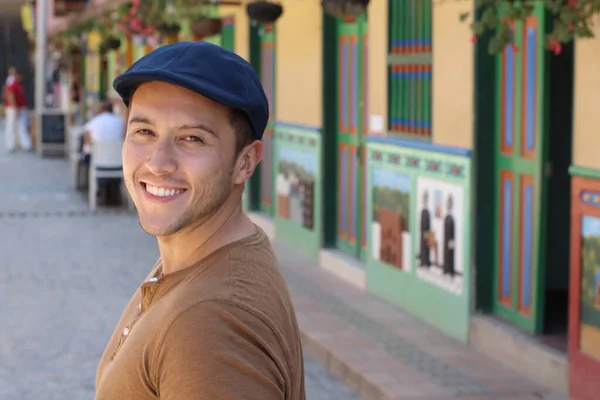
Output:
[69, 126, 85, 189]
[88, 140, 133, 211]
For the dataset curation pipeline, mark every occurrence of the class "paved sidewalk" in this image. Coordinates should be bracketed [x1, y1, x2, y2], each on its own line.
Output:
[271, 240, 568, 400]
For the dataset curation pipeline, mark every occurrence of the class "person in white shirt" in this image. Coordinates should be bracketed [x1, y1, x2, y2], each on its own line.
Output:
[82, 99, 125, 159]
[81, 100, 125, 204]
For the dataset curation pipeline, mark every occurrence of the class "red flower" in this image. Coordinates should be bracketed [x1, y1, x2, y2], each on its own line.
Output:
[550, 39, 562, 55]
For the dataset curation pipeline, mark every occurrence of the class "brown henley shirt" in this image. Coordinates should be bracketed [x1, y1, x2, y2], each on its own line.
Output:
[94, 228, 305, 400]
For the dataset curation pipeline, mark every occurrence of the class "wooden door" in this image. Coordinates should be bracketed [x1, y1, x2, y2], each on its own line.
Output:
[493, 5, 549, 333]
[336, 14, 368, 259]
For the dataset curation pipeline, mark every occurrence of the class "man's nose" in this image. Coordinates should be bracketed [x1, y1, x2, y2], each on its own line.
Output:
[145, 141, 177, 176]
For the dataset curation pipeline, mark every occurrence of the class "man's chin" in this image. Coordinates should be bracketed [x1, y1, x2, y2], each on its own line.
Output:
[138, 216, 187, 238]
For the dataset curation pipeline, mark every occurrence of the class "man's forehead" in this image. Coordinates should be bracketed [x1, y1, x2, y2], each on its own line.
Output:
[132, 82, 229, 112]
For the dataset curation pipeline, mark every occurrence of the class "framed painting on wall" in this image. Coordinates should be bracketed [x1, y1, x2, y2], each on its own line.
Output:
[569, 175, 600, 400]
[414, 177, 465, 295]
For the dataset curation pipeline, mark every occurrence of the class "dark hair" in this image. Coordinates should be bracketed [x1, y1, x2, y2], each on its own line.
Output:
[102, 100, 114, 113]
[229, 108, 255, 156]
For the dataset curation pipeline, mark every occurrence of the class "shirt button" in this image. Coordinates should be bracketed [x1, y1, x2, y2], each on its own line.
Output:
[123, 327, 130, 336]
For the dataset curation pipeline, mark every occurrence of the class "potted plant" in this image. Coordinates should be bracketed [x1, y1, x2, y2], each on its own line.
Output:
[246, 1, 284, 23]
[156, 22, 181, 36]
[322, 0, 369, 18]
[191, 16, 223, 37]
[463, 0, 600, 54]
[103, 35, 122, 50]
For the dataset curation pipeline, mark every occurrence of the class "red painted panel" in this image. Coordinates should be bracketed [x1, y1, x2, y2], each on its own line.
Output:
[338, 35, 346, 133]
[362, 146, 367, 249]
[500, 33, 516, 156]
[520, 17, 537, 160]
[499, 170, 514, 307]
[348, 145, 357, 244]
[349, 35, 357, 135]
[338, 143, 346, 238]
[518, 175, 533, 315]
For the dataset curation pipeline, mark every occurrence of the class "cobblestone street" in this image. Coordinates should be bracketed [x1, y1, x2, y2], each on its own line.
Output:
[0, 126, 360, 400]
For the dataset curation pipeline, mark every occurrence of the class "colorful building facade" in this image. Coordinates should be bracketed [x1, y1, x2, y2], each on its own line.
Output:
[49, 1, 600, 398]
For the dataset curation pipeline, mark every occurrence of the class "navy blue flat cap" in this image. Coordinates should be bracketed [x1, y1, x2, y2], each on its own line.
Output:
[113, 41, 269, 140]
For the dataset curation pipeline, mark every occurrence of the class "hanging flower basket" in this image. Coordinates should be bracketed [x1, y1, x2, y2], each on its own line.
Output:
[191, 17, 223, 38]
[103, 36, 122, 50]
[322, 0, 369, 18]
[156, 22, 181, 36]
[246, 2, 284, 23]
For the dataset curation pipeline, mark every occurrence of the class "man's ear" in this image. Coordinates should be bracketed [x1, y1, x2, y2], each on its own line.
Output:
[234, 140, 263, 185]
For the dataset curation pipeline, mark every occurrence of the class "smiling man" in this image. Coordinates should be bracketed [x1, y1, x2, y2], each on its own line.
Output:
[94, 42, 305, 400]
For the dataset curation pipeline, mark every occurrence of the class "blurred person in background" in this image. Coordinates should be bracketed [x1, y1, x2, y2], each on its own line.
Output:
[80, 99, 125, 204]
[3, 67, 32, 152]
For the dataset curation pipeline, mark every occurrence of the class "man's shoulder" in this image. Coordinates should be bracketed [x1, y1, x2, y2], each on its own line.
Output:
[175, 234, 293, 333]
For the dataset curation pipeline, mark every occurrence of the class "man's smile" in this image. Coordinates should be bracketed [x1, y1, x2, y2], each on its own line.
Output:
[141, 182, 188, 201]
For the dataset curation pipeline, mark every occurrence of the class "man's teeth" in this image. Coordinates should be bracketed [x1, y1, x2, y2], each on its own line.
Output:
[145, 185, 184, 197]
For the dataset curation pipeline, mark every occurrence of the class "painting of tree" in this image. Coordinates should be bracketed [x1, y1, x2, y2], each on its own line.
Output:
[371, 168, 411, 231]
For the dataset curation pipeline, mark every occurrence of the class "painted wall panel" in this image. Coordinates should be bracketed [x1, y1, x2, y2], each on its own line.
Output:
[274, 123, 322, 262]
[569, 173, 600, 400]
[432, 0, 473, 149]
[366, 0, 388, 132]
[573, 32, 600, 170]
[365, 138, 472, 342]
[275, 3, 322, 126]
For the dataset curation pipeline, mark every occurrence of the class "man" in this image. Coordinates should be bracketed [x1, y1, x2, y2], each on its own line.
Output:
[81, 99, 125, 160]
[94, 42, 305, 400]
[80, 99, 125, 202]
[3, 67, 32, 152]
[442, 194, 456, 277]
[417, 190, 432, 268]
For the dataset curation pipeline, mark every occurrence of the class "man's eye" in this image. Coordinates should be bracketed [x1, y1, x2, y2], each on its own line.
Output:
[183, 136, 204, 143]
[135, 129, 154, 136]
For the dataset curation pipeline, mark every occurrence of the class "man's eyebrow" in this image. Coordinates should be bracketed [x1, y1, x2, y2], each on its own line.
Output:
[178, 124, 218, 137]
[129, 116, 153, 125]
[128, 117, 218, 137]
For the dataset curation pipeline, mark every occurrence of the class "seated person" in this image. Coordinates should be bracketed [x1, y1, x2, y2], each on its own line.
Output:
[81, 99, 125, 164]
[80, 100, 125, 204]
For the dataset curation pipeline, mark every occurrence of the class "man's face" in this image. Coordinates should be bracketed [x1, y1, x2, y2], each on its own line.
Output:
[123, 81, 254, 237]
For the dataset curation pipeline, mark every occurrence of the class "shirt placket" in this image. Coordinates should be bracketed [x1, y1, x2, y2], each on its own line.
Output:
[109, 276, 161, 362]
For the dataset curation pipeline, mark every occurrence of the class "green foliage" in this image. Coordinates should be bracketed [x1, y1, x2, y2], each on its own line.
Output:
[372, 185, 410, 230]
[59, 0, 214, 41]
[459, 0, 600, 55]
[278, 160, 316, 183]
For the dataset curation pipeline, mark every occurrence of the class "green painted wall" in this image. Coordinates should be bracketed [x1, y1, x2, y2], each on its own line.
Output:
[570, 165, 600, 180]
[274, 123, 322, 262]
[365, 139, 472, 342]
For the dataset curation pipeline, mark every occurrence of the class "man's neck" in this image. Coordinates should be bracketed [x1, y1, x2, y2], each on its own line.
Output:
[156, 196, 256, 276]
